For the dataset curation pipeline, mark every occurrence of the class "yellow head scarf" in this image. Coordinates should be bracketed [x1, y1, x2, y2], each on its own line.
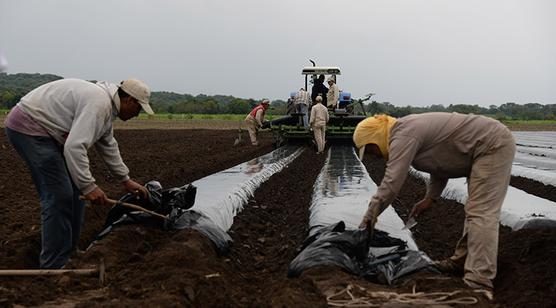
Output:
[352, 114, 397, 159]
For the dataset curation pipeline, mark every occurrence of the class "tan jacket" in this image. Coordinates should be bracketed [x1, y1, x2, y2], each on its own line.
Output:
[310, 103, 329, 127]
[371, 112, 513, 209]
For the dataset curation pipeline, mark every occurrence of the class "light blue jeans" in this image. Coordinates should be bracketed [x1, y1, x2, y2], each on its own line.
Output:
[296, 104, 309, 128]
[5, 128, 84, 269]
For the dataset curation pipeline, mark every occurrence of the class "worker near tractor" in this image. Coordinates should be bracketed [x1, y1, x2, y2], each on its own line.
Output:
[286, 92, 296, 115]
[353, 112, 515, 298]
[326, 76, 339, 110]
[4, 78, 155, 269]
[294, 88, 310, 128]
[309, 96, 329, 154]
[311, 75, 328, 107]
[244, 99, 270, 146]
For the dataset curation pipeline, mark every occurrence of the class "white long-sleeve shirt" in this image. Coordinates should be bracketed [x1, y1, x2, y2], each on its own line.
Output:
[17, 78, 130, 194]
[327, 83, 339, 108]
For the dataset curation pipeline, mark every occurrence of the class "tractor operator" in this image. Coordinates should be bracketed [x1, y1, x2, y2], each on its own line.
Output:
[4, 78, 154, 269]
[311, 75, 328, 107]
[353, 112, 515, 299]
[244, 99, 270, 146]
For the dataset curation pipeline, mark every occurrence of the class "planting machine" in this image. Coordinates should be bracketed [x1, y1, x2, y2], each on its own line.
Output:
[269, 61, 373, 147]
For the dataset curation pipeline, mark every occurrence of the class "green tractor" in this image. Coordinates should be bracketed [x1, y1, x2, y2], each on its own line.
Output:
[269, 63, 373, 147]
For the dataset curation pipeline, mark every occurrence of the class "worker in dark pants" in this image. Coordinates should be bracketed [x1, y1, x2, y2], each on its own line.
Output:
[311, 74, 328, 106]
[5, 78, 153, 268]
[353, 112, 515, 300]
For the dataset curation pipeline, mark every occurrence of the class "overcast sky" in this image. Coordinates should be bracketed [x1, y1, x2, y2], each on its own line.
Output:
[1, 0, 555, 107]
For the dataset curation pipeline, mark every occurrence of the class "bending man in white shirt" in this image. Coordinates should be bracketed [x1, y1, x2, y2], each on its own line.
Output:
[4, 78, 154, 269]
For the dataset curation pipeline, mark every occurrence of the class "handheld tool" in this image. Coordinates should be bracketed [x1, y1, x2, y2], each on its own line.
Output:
[402, 216, 417, 230]
[0, 259, 106, 286]
[80, 196, 168, 220]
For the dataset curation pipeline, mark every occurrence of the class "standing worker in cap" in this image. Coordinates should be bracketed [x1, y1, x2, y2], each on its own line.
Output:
[326, 76, 339, 110]
[352, 112, 515, 298]
[4, 78, 155, 269]
[244, 99, 270, 146]
[309, 96, 329, 154]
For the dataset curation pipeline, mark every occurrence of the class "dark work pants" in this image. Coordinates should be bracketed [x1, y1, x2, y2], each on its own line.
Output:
[5, 127, 84, 269]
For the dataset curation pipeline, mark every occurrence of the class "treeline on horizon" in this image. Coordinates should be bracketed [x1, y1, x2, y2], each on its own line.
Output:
[1, 73, 555, 120]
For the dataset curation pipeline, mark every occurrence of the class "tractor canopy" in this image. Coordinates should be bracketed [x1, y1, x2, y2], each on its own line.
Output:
[301, 67, 341, 76]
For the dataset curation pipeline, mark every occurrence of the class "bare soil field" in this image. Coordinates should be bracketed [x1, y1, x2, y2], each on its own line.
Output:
[1, 129, 555, 307]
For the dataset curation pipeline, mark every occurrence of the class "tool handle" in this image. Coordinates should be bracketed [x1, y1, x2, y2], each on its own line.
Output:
[0, 269, 98, 276]
[80, 196, 167, 220]
[107, 198, 168, 220]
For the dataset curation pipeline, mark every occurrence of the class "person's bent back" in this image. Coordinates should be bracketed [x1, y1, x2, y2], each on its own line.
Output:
[4, 78, 154, 269]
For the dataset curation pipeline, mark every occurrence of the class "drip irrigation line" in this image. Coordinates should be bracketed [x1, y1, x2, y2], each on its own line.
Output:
[326, 284, 478, 307]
